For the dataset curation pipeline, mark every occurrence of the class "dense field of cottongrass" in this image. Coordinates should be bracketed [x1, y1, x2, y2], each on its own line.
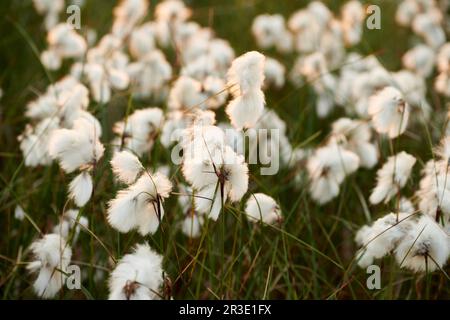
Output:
[1, 0, 450, 299]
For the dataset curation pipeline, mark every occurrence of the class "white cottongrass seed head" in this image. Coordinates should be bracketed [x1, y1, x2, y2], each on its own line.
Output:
[109, 243, 164, 300]
[27, 234, 72, 299]
[245, 193, 281, 225]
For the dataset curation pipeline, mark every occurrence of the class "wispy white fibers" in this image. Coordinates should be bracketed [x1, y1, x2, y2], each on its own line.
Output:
[330, 118, 379, 169]
[41, 23, 87, 70]
[68, 171, 93, 207]
[24, 77, 89, 125]
[109, 244, 164, 300]
[181, 212, 204, 239]
[127, 49, 172, 99]
[160, 109, 216, 148]
[168, 76, 204, 110]
[355, 212, 415, 268]
[182, 125, 249, 220]
[112, 0, 149, 39]
[395, 0, 422, 27]
[288, 6, 324, 53]
[252, 14, 293, 53]
[393, 70, 431, 122]
[111, 150, 144, 184]
[368, 86, 410, 138]
[416, 138, 450, 222]
[292, 52, 337, 117]
[201, 76, 229, 109]
[395, 215, 450, 272]
[32, 0, 64, 30]
[177, 184, 205, 238]
[154, 0, 192, 24]
[112, 108, 164, 157]
[263, 57, 286, 89]
[339, 62, 391, 117]
[402, 44, 435, 77]
[49, 117, 104, 207]
[185, 147, 249, 220]
[27, 234, 72, 299]
[107, 171, 172, 236]
[251, 109, 293, 166]
[48, 117, 104, 173]
[70, 34, 130, 103]
[340, 0, 365, 46]
[245, 193, 281, 225]
[53, 209, 88, 243]
[153, 0, 192, 48]
[369, 151, 416, 205]
[226, 51, 266, 130]
[307, 141, 359, 205]
[19, 117, 60, 167]
[19, 77, 94, 169]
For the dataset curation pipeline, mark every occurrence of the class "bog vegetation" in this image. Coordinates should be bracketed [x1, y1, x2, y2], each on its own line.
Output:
[1, 0, 450, 299]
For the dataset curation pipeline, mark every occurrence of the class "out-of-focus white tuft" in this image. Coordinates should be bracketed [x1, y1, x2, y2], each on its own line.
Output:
[226, 51, 266, 129]
[395, 215, 450, 272]
[245, 193, 281, 225]
[369, 151, 416, 205]
[53, 209, 88, 243]
[48, 117, 104, 173]
[252, 14, 293, 53]
[402, 44, 435, 77]
[355, 212, 415, 268]
[27, 234, 72, 299]
[307, 141, 360, 205]
[68, 171, 93, 207]
[112, 108, 164, 157]
[340, 0, 365, 46]
[263, 58, 286, 89]
[330, 118, 379, 169]
[181, 212, 204, 239]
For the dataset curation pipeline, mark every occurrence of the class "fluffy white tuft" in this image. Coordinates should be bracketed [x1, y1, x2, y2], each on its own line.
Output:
[111, 150, 143, 184]
[68, 171, 93, 207]
[109, 243, 164, 300]
[395, 215, 450, 272]
[107, 171, 172, 235]
[245, 193, 281, 225]
[369, 151, 416, 205]
[368, 86, 410, 139]
[27, 234, 72, 299]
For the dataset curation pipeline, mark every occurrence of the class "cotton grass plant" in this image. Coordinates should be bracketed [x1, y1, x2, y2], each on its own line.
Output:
[1, 0, 450, 300]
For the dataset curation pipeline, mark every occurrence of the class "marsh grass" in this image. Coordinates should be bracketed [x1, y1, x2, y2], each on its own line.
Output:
[0, 0, 449, 299]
